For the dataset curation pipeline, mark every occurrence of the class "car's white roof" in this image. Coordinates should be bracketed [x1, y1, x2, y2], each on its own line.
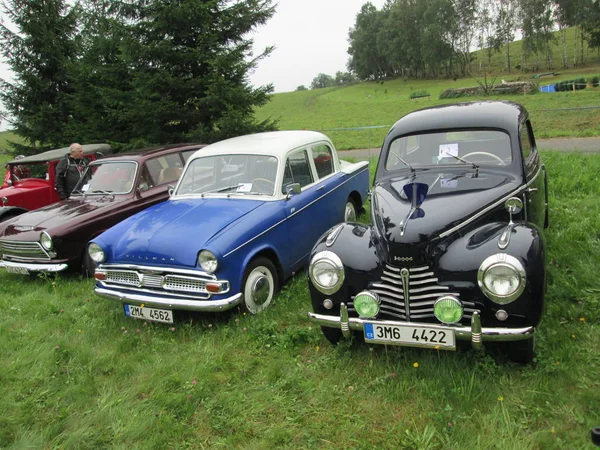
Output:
[188, 131, 332, 161]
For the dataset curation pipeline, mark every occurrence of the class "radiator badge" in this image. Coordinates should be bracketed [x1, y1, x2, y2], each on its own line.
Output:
[394, 256, 413, 262]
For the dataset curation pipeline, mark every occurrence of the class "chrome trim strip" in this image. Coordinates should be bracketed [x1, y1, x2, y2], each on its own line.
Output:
[307, 312, 535, 342]
[438, 166, 542, 239]
[0, 260, 69, 272]
[401, 268, 410, 319]
[97, 263, 217, 280]
[224, 166, 369, 257]
[96, 283, 212, 299]
[95, 287, 243, 312]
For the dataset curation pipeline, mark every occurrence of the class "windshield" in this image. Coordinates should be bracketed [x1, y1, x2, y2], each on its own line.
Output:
[385, 130, 512, 170]
[7, 162, 47, 181]
[72, 161, 137, 195]
[176, 154, 278, 197]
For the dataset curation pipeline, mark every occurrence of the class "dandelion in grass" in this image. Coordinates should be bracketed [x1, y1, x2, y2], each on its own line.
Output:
[242, 327, 247, 332]
[413, 362, 419, 368]
[55, 345, 60, 350]
[497, 396, 504, 402]
[579, 317, 585, 322]
[123, 330, 128, 334]
[121, 326, 126, 331]
[572, 334, 576, 339]
[140, 304, 145, 308]
[551, 427, 556, 434]
[77, 329, 83, 333]
[315, 345, 320, 352]
[435, 345, 440, 350]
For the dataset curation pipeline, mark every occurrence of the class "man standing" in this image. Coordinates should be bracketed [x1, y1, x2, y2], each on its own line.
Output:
[55, 143, 88, 200]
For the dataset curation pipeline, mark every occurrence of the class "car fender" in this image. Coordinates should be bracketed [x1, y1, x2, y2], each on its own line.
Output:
[308, 222, 385, 316]
[434, 221, 546, 327]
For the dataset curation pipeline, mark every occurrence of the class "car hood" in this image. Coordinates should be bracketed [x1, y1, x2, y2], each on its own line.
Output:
[0, 195, 129, 239]
[105, 197, 265, 267]
[373, 169, 521, 259]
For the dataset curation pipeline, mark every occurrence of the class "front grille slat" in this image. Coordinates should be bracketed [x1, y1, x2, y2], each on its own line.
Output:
[0, 240, 50, 260]
[364, 263, 481, 325]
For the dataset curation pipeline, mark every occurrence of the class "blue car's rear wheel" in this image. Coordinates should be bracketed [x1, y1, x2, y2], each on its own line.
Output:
[241, 257, 279, 314]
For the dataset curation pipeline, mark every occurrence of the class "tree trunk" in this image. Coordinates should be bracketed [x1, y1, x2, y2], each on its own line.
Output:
[505, 40, 511, 73]
[562, 27, 568, 68]
[581, 25, 584, 65]
[574, 27, 579, 66]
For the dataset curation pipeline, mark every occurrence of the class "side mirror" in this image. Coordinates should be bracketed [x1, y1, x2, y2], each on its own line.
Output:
[285, 183, 301, 200]
[168, 185, 175, 197]
[7, 179, 12, 187]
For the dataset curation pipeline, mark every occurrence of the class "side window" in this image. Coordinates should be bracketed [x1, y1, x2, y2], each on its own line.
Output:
[139, 165, 154, 190]
[281, 150, 314, 194]
[312, 144, 334, 179]
[146, 154, 185, 186]
[182, 149, 197, 163]
[520, 121, 534, 160]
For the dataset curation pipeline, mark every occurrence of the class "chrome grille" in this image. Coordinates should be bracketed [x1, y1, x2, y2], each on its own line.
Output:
[0, 240, 50, 261]
[350, 264, 480, 323]
[100, 265, 215, 298]
[164, 275, 207, 293]
[141, 274, 163, 288]
[106, 270, 139, 286]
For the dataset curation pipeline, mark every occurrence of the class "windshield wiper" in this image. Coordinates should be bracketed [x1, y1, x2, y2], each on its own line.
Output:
[87, 189, 115, 198]
[201, 184, 243, 196]
[389, 152, 415, 174]
[449, 155, 479, 176]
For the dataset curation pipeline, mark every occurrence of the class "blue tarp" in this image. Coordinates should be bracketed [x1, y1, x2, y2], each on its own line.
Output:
[539, 84, 556, 93]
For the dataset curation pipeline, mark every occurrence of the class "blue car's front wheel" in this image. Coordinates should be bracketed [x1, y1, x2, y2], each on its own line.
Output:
[241, 257, 279, 314]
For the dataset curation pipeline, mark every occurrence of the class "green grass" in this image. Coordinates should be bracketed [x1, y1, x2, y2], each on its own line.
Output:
[1, 151, 599, 449]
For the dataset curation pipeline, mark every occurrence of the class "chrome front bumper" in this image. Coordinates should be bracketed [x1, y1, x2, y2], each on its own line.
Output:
[0, 260, 69, 273]
[95, 287, 243, 312]
[308, 303, 534, 349]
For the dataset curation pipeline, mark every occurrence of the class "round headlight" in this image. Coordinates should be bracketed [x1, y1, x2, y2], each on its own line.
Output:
[198, 250, 218, 273]
[353, 291, 380, 318]
[40, 232, 53, 251]
[309, 251, 344, 295]
[88, 243, 105, 263]
[434, 296, 463, 324]
[478, 254, 526, 304]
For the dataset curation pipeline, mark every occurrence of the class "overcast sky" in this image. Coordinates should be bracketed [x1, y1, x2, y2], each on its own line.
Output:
[249, 0, 386, 93]
[1, 0, 386, 129]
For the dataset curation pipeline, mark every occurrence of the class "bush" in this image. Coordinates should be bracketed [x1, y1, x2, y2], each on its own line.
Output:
[592, 76, 599, 87]
[409, 90, 431, 100]
[554, 78, 587, 91]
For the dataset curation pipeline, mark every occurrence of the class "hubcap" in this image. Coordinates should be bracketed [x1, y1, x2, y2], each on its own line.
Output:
[345, 202, 356, 222]
[251, 275, 270, 305]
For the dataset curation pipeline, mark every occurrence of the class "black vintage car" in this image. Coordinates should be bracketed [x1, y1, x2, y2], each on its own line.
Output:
[307, 101, 548, 363]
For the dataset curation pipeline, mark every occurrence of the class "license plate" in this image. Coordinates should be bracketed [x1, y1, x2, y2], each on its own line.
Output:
[364, 323, 456, 350]
[5, 266, 29, 275]
[124, 304, 173, 324]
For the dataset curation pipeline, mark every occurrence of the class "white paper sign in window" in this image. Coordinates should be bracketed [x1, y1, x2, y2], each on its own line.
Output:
[439, 143, 459, 159]
[237, 183, 253, 193]
[440, 178, 458, 188]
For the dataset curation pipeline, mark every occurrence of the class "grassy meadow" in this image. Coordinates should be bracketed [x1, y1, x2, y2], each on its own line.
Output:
[1, 152, 599, 449]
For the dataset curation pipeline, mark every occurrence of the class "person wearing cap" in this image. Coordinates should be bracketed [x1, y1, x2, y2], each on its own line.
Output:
[55, 143, 88, 200]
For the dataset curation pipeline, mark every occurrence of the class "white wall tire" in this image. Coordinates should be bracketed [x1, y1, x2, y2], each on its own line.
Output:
[344, 200, 356, 222]
[242, 257, 279, 314]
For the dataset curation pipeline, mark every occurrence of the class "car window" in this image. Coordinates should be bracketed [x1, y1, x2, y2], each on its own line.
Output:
[385, 130, 512, 170]
[520, 121, 533, 160]
[139, 165, 154, 191]
[73, 161, 137, 195]
[146, 154, 184, 186]
[282, 149, 314, 194]
[177, 154, 277, 196]
[182, 149, 197, 163]
[312, 144, 334, 179]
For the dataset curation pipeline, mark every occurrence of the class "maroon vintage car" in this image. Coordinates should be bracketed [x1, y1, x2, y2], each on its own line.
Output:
[0, 144, 112, 222]
[0, 143, 204, 276]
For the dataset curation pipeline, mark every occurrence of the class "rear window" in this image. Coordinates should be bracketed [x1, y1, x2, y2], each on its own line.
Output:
[385, 130, 512, 170]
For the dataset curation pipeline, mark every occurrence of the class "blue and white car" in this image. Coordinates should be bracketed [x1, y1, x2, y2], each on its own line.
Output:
[89, 131, 369, 323]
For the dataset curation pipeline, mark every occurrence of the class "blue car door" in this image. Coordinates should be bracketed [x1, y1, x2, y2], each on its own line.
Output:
[282, 149, 329, 269]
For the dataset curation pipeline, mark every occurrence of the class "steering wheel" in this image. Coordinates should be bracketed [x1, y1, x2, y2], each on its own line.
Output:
[251, 178, 275, 194]
[461, 151, 507, 166]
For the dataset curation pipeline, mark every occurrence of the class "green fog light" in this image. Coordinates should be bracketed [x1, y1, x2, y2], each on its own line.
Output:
[434, 296, 463, 324]
[353, 291, 380, 318]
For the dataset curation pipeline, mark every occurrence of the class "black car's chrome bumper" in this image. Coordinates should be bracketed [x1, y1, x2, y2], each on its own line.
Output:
[308, 303, 534, 349]
[95, 287, 243, 312]
[0, 260, 69, 273]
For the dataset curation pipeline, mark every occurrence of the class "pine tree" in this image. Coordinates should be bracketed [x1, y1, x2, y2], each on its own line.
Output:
[0, 0, 80, 153]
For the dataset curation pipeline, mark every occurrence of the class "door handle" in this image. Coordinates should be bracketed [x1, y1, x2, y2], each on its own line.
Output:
[316, 185, 325, 191]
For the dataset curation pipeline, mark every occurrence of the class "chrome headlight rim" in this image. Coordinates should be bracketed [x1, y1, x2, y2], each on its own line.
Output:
[433, 295, 464, 324]
[477, 253, 526, 304]
[309, 250, 345, 295]
[40, 231, 53, 251]
[198, 250, 218, 274]
[88, 242, 106, 263]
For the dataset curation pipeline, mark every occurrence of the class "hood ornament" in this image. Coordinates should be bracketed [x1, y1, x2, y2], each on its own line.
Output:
[14, 225, 35, 232]
[399, 176, 428, 237]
